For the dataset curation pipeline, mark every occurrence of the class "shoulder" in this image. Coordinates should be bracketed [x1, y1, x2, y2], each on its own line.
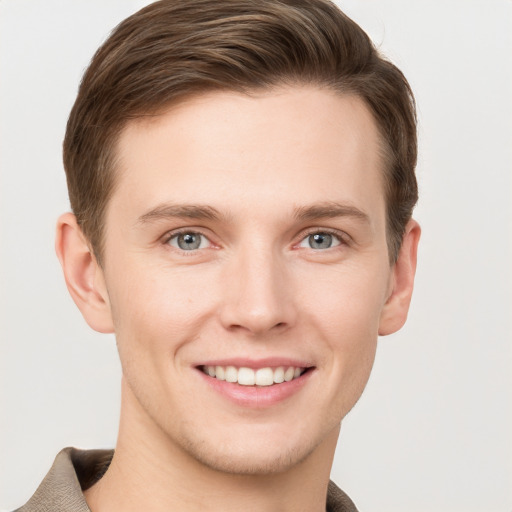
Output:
[13, 447, 114, 512]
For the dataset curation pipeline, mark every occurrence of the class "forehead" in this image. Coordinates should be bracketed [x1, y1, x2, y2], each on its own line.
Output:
[110, 86, 386, 227]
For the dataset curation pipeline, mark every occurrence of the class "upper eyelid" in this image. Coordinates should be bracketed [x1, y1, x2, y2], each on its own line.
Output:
[295, 227, 350, 244]
[162, 227, 213, 242]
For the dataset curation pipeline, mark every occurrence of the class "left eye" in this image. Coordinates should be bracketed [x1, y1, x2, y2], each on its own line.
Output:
[168, 232, 210, 251]
[299, 232, 341, 250]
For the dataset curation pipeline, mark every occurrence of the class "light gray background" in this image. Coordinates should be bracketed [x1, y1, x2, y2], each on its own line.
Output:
[1, 1, 511, 510]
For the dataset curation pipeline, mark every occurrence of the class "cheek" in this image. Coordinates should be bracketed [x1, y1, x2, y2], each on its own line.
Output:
[312, 295, 379, 421]
[302, 263, 387, 401]
[106, 259, 219, 359]
[105, 261, 221, 415]
[302, 259, 389, 337]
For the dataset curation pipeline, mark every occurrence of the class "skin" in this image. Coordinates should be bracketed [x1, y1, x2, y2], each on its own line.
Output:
[56, 86, 420, 512]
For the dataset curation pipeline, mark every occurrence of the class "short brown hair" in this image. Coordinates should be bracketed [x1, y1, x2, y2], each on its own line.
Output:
[63, 0, 418, 264]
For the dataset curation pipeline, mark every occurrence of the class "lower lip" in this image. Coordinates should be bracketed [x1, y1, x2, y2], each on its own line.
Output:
[197, 369, 314, 408]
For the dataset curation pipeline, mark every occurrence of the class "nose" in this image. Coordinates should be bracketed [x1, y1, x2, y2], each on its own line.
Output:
[218, 245, 297, 336]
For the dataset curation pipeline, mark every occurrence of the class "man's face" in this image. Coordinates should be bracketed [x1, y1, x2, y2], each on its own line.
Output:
[99, 87, 396, 474]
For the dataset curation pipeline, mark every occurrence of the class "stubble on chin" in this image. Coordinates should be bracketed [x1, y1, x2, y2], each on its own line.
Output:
[173, 420, 341, 477]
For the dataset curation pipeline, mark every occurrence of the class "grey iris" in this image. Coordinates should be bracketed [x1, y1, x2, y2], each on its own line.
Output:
[177, 233, 201, 250]
[309, 233, 332, 249]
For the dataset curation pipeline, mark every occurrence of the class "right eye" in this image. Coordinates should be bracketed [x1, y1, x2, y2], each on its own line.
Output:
[298, 231, 343, 250]
[167, 231, 211, 251]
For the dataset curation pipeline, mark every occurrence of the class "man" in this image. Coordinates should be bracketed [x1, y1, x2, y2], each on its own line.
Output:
[15, 1, 420, 510]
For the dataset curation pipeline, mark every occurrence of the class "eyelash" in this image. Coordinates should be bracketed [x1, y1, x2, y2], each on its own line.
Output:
[161, 227, 349, 253]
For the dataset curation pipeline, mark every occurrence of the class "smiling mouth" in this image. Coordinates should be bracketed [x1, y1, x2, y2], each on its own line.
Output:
[199, 365, 310, 386]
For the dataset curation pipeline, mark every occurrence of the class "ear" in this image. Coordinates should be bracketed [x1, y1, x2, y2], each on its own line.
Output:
[55, 213, 114, 333]
[378, 219, 421, 336]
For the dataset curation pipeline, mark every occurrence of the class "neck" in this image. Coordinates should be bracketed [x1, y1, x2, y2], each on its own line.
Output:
[85, 379, 340, 512]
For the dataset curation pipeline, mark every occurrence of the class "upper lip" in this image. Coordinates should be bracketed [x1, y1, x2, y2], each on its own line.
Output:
[194, 357, 314, 369]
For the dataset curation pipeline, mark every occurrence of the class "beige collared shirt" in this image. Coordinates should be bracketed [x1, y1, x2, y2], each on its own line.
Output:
[14, 447, 358, 512]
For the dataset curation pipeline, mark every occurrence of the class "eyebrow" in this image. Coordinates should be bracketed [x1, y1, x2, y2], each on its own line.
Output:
[137, 203, 223, 224]
[136, 201, 370, 226]
[293, 202, 371, 224]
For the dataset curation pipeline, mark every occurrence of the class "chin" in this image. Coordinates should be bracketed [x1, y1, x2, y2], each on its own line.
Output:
[175, 422, 329, 476]
[188, 442, 314, 476]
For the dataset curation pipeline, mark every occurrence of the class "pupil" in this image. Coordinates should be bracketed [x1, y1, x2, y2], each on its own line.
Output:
[310, 233, 332, 249]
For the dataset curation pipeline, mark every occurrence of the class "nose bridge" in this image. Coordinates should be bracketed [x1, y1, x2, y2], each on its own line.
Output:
[219, 239, 295, 335]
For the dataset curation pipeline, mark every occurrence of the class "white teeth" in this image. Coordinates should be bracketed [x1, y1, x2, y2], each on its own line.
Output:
[255, 367, 274, 386]
[284, 367, 295, 381]
[215, 366, 225, 381]
[238, 367, 255, 386]
[273, 366, 285, 383]
[202, 365, 306, 386]
[225, 366, 238, 383]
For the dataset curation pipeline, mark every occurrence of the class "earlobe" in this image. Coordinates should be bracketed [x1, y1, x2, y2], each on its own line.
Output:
[55, 213, 114, 333]
[378, 219, 421, 336]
